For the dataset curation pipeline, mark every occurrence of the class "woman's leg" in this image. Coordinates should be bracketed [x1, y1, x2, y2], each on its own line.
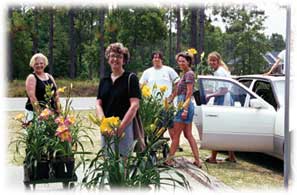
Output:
[168, 122, 183, 162]
[182, 123, 201, 166]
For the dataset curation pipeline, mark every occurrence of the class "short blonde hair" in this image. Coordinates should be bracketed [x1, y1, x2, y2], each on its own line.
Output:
[29, 53, 49, 67]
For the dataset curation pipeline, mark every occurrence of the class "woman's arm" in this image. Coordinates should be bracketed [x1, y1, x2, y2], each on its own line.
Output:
[181, 83, 193, 119]
[25, 74, 40, 113]
[95, 99, 105, 120]
[206, 87, 228, 101]
[117, 98, 139, 136]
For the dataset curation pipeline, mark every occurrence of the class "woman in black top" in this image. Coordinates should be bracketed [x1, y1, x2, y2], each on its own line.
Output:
[96, 43, 141, 157]
[25, 53, 60, 121]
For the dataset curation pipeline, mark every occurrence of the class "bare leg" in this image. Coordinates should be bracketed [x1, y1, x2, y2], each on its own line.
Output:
[182, 123, 201, 166]
[167, 122, 183, 163]
[206, 150, 218, 163]
[227, 151, 237, 162]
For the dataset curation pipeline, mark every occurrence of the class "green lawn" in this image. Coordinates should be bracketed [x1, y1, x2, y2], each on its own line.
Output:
[7, 79, 99, 97]
[6, 111, 284, 191]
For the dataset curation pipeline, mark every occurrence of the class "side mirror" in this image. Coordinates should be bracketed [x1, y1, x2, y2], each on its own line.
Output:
[250, 99, 264, 109]
[193, 90, 201, 106]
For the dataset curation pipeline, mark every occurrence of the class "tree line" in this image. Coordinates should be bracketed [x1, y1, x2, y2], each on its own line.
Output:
[7, 4, 286, 80]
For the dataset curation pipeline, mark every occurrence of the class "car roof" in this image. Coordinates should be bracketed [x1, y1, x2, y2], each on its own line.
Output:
[234, 74, 285, 82]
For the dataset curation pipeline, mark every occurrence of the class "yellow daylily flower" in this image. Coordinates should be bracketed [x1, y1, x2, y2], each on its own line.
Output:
[67, 115, 76, 124]
[142, 85, 151, 98]
[57, 86, 66, 93]
[159, 85, 168, 93]
[187, 48, 197, 55]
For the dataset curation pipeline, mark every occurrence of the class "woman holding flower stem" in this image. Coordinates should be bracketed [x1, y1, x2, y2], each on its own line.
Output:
[25, 53, 60, 122]
[96, 42, 141, 157]
[166, 51, 202, 168]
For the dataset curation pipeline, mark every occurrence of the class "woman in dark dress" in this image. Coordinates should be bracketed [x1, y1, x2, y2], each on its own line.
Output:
[95, 43, 141, 157]
[25, 53, 60, 122]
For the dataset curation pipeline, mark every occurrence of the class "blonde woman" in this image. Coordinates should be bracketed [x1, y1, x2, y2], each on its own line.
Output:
[166, 51, 202, 168]
[206, 51, 237, 163]
[25, 53, 60, 121]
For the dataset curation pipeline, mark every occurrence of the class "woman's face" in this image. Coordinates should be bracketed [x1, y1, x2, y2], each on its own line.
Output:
[208, 56, 219, 70]
[33, 57, 46, 74]
[177, 56, 189, 71]
[108, 51, 124, 71]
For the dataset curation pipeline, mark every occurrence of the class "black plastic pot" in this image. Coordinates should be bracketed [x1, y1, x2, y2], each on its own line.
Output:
[52, 157, 75, 178]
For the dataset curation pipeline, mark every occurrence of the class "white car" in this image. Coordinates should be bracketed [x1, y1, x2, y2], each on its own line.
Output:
[193, 75, 285, 160]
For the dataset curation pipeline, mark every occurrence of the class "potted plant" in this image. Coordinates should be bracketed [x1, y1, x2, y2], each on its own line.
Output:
[82, 114, 189, 190]
[10, 84, 94, 183]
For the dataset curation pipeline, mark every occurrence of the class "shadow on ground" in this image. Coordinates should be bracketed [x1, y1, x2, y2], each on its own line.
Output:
[235, 152, 283, 174]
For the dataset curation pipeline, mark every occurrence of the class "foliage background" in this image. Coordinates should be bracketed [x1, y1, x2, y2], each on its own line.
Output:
[7, 4, 286, 82]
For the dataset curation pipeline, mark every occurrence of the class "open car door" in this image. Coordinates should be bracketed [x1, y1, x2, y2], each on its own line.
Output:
[193, 76, 276, 152]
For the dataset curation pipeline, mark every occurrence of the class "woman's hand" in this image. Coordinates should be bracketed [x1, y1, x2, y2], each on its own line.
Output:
[181, 109, 188, 120]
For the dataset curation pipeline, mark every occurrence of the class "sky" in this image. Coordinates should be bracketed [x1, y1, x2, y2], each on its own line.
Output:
[207, 3, 287, 39]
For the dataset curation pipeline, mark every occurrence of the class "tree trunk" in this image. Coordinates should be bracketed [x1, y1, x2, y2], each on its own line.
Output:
[68, 9, 76, 79]
[198, 6, 205, 67]
[32, 8, 39, 54]
[175, 6, 181, 54]
[48, 9, 54, 74]
[8, 8, 13, 81]
[98, 8, 106, 79]
[169, 8, 173, 66]
[190, 8, 198, 65]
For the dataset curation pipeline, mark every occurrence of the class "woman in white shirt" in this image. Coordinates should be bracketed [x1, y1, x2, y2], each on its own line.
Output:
[205, 51, 237, 164]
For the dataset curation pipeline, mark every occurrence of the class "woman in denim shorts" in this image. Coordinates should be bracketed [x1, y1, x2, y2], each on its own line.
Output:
[166, 51, 202, 168]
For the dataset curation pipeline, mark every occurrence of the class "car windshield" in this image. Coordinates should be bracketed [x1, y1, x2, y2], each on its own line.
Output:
[273, 80, 285, 106]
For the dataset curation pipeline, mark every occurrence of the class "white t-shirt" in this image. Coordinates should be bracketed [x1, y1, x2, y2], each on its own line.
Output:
[213, 66, 232, 105]
[139, 65, 180, 98]
[277, 49, 286, 74]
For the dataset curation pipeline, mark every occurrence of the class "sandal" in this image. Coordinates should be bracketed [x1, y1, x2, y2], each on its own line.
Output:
[205, 157, 218, 164]
[225, 157, 237, 163]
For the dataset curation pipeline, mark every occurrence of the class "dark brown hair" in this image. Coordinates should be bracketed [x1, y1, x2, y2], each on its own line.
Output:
[151, 51, 163, 61]
[175, 51, 194, 66]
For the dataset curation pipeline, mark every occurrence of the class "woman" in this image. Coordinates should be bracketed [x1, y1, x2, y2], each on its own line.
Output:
[205, 51, 237, 163]
[166, 51, 202, 168]
[96, 42, 141, 157]
[25, 53, 60, 122]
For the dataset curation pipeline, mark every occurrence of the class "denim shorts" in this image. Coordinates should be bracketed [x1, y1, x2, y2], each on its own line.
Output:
[101, 122, 134, 157]
[174, 95, 194, 124]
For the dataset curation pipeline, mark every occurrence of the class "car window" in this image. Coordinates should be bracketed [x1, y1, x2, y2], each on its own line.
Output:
[238, 79, 253, 88]
[199, 79, 255, 107]
[273, 80, 284, 107]
[252, 81, 277, 110]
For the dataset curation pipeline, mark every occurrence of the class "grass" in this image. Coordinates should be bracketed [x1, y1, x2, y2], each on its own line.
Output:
[7, 79, 99, 97]
[177, 143, 284, 191]
[6, 111, 284, 191]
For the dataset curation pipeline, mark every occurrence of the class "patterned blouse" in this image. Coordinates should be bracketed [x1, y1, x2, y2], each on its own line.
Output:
[177, 70, 195, 96]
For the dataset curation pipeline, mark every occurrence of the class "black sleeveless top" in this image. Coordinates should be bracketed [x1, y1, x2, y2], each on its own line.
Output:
[25, 73, 57, 111]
